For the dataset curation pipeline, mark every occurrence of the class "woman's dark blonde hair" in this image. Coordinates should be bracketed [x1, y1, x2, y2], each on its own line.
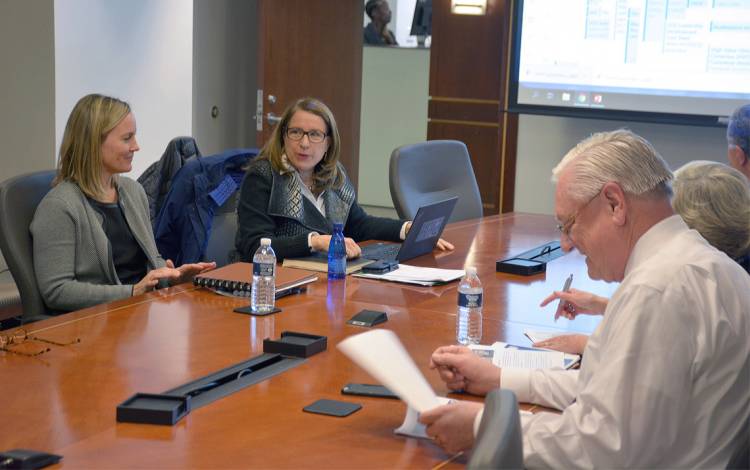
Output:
[259, 97, 344, 192]
[55, 93, 131, 199]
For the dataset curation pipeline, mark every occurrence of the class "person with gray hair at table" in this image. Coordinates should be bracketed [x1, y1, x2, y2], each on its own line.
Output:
[727, 103, 750, 180]
[420, 130, 750, 467]
[537, 159, 750, 355]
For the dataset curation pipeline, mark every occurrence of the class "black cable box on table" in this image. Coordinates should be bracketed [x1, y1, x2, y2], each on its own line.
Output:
[496, 241, 565, 276]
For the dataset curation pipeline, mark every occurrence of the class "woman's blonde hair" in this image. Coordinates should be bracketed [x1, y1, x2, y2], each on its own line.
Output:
[673, 160, 750, 260]
[258, 97, 344, 192]
[55, 94, 131, 199]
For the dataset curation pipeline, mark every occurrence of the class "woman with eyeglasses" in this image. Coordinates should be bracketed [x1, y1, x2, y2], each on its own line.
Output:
[31, 94, 215, 313]
[235, 97, 453, 262]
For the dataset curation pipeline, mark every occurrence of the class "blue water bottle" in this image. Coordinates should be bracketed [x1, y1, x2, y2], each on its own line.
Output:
[328, 222, 346, 279]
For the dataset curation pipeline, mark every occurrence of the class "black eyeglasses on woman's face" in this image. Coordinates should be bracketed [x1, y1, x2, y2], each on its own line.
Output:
[285, 127, 328, 144]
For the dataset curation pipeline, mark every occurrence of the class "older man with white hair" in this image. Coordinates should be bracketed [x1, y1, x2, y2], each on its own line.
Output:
[421, 130, 750, 468]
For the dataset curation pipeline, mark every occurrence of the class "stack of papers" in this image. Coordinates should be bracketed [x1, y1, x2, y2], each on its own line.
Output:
[470, 342, 580, 369]
[354, 264, 465, 286]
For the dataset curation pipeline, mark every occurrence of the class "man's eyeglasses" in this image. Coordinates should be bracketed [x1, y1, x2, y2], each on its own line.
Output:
[0, 328, 81, 357]
[285, 127, 328, 144]
[556, 188, 602, 238]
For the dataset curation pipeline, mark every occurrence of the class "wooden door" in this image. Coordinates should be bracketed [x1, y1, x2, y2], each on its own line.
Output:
[256, 0, 364, 187]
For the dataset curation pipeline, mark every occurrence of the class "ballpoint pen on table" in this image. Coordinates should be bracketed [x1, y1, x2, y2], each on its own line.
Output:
[555, 274, 573, 322]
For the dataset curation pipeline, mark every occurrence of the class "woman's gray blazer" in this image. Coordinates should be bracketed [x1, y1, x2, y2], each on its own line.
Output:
[31, 177, 166, 312]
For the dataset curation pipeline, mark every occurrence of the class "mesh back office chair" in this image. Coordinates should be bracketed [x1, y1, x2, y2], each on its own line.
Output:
[389, 140, 483, 223]
[204, 192, 239, 267]
[467, 389, 523, 470]
[0, 170, 56, 322]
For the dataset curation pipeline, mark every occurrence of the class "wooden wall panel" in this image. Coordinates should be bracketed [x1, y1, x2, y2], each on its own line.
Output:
[429, 99, 499, 123]
[428, 0, 518, 214]
[428, 121, 500, 213]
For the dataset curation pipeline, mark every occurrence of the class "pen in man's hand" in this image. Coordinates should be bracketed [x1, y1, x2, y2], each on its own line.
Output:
[555, 274, 573, 322]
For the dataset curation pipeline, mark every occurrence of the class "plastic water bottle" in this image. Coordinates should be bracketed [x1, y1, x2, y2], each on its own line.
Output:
[456, 266, 482, 345]
[328, 222, 346, 280]
[251, 238, 276, 312]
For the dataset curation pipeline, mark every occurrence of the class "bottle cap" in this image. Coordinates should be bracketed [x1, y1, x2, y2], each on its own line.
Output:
[260, 238, 271, 246]
[466, 266, 477, 276]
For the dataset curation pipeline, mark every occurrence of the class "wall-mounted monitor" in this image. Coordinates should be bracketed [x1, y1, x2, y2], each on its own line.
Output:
[508, 0, 750, 127]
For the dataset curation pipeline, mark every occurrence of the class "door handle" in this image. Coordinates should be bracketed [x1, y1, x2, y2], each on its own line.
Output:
[266, 112, 282, 126]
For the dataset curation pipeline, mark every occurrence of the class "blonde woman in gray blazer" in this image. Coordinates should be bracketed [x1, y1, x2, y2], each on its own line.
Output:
[31, 94, 215, 313]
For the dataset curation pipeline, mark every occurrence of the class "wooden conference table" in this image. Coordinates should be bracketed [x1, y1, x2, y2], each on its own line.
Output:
[1, 213, 617, 468]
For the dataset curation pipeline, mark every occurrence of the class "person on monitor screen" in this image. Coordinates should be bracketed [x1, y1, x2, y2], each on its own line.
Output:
[419, 130, 750, 467]
[31, 94, 215, 313]
[727, 103, 750, 180]
[234, 97, 452, 262]
[364, 0, 398, 46]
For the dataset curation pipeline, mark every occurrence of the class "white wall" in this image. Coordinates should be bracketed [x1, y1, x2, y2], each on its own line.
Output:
[0, 0, 55, 273]
[193, 0, 257, 155]
[0, 0, 56, 176]
[54, 0, 194, 179]
[513, 115, 729, 215]
[358, 46, 429, 207]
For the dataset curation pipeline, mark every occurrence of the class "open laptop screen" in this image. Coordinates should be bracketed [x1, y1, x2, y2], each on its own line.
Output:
[361, 197, 458, 262]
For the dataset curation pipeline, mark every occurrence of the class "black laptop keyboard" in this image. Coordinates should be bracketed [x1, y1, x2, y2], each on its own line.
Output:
[361, 243, 401, 261]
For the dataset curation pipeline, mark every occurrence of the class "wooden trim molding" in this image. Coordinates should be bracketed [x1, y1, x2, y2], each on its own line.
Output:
[428, 118, 499, 128]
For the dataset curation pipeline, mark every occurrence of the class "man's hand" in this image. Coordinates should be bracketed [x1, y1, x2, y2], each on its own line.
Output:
[533, 333, 589, 355]
[419, 401, 483, 454]
[540, 288, 609, 321]
[430, 345, 501, 396]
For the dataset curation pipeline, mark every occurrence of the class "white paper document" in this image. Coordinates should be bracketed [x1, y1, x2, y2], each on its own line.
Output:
[470, 342, 580, 369]
[337, 329, 441, 413]
[354, 264, 465, 286]
[523, 329, 563, 344]
[394, 397, 452, 438]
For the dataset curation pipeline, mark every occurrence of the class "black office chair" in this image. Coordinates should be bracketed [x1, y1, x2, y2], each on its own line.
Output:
[204, 192, 239, 267]
[467, 389, 523, 470]
[0, 170, 56, 322]
[0, 281, 22, 322]
[389, 140, 483, 223]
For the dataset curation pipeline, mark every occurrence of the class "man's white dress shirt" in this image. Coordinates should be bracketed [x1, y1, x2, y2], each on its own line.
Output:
[497, 215, 750, 468]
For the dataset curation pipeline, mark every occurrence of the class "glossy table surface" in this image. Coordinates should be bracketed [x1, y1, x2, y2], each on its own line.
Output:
[0, 213, 617, 468]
